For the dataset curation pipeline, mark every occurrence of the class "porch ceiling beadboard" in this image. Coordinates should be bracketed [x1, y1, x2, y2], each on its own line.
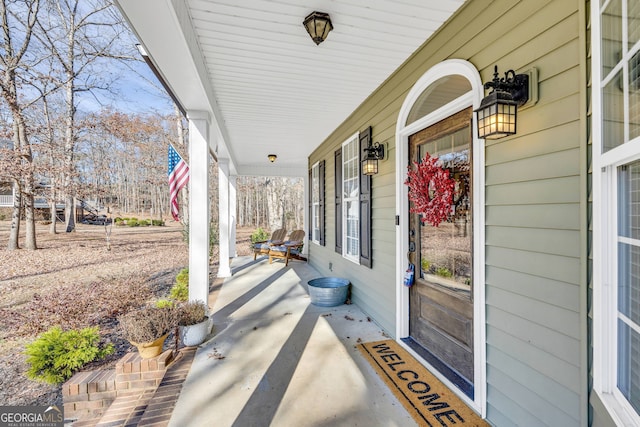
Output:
[115, 0, 465, 175]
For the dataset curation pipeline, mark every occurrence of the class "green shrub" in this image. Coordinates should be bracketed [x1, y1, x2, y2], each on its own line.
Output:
[127, 218, 139, 227]
[182, 222, 219, 256]
[420, 259, 431, 272]
[25, 326, 114, 384]
[114, 218, 124, 226]
[138, 219, 150, 226]
[435, 266, 453, 278]
[155, 299, 175, 309]
[170, 268, 189, 301]
[250, 227, 270, 248]
[151, 219, 165, 226]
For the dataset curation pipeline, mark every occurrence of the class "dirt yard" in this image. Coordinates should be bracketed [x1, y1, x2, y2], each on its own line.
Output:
[0, 220, 253, 408]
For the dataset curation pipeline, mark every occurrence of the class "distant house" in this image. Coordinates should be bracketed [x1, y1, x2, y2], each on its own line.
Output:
[0, 185, 14, 208]
[0, 139, 14, 209]
[0, 138, 65, 214]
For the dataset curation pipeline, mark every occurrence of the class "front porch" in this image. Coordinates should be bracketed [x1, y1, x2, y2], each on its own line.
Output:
[170, 256, 413, 426]
[65, 255, 419, 426]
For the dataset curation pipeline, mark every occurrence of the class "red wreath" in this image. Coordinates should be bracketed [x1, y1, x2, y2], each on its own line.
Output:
[404, 153, 455, 227]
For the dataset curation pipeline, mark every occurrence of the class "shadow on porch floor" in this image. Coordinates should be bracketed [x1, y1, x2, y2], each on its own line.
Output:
[169, 256, 415, 427]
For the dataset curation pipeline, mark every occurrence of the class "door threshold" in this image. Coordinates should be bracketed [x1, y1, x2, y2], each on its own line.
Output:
[401, 337, 474, 399]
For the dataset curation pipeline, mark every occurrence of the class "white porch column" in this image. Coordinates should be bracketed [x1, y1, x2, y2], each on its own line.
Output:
[218, 159, 232, 277]
[187, 111, 210, 305]
[228, 174, 237, 257]
[302, 171, 309, 255]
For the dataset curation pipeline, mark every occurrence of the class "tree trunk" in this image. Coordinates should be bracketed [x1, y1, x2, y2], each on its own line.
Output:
[65, 195, 75, 232]
[23, 186, 36, 249]
[49, 199, 57, 234]
[63, 19, 76, 233]
[7, 181, 21, 250]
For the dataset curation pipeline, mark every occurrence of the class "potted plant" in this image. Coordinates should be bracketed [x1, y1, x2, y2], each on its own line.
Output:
[118, 305, 177, 358]
[177, 300, 212, 347]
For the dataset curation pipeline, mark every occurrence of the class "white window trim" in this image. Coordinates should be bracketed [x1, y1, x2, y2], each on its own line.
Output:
[394, 59, 486, 416]
[595, 155, 640, 427]
[311, 161, 320, 245]
[592, 0, 640, 423]
[342, 132, 360, 264]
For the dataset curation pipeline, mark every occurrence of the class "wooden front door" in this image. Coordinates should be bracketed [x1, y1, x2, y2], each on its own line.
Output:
[407, 107, 474, 396]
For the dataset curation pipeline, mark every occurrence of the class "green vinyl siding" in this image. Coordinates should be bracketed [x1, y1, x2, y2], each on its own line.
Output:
[308, 0, 590, 424]
[590, 392, 618, 427]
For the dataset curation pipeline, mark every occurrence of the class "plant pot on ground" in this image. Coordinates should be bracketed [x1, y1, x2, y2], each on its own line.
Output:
[178, 300, 212, 347]
[118, 305, 178, 358]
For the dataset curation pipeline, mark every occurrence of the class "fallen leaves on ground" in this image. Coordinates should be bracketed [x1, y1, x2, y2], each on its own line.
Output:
[208, 348, 225, 360]
[0, 221, 254, 407]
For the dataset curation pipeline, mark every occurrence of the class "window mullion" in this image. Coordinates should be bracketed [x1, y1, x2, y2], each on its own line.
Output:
[618, 312, 640, 335]
[619, 236, 640, 246]
[623, 0, 630, 144]
[610, 166, 620, 393]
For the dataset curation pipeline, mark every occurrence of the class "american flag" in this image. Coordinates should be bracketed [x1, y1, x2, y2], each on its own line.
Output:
[168, 144, 189, 221]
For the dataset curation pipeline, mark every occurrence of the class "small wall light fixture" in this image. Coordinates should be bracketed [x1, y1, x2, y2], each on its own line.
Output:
[362, 142, 385, 176]
[303, 11, 333, 45]
[475, 65, 529, 139]
[268, 154, 277, 163]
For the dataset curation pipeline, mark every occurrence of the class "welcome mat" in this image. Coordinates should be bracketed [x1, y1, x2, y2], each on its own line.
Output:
[358, 340, 488, 427]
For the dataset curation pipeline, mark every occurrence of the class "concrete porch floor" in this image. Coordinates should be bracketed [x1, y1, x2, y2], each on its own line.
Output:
[168, 256, 416, 427]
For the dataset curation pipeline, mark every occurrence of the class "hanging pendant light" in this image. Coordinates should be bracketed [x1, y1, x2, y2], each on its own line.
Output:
[303, 11, 333, 45]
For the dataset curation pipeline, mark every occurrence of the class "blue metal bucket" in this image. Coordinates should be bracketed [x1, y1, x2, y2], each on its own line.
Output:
[308, 277, 350, 307]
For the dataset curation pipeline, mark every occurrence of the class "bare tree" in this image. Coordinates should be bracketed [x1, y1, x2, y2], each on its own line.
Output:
[80, 109, 180, 218]
[0, 0, 41, 250]
[235, 176, 303, 232]
[36, 0, 135, 232]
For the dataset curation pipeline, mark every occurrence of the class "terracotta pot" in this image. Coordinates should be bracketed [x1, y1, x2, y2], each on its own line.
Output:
[130, 334, 168, 359]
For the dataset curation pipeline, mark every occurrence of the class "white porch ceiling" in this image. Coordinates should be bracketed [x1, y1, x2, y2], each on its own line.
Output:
[116, 0, 466, 176]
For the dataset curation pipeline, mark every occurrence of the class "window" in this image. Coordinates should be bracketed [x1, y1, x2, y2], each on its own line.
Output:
[595, 1, 640, 424]
[334, 127, 372, 267]
[618, 162, 640, 416]
[311, 162, 320, 244]
[342, 133, 360, 262]
[309, 160, 325, 246]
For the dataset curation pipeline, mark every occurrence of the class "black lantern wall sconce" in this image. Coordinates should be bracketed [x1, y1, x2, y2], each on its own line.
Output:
[475, 66, 531, 140]
[303, 11, 333, 45]
[362, 142, 385, 176]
